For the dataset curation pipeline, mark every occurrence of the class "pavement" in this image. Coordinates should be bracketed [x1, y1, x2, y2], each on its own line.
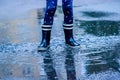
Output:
[0, 0, 120, 80]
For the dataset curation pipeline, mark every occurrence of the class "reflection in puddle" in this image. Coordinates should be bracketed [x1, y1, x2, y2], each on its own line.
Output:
[39, 51, 58, 80]
[0, 42, 120, 80]
[64, 47, 77, 80]
[38, 44, 78, 80]
[75, 46, 120, 78]
[84, 49, 116, 74]
[76, 20, 120, 36]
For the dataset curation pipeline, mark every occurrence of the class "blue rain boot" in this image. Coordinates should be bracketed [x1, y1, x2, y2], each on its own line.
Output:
[38, 25, 51, 51]
[64, 25, 80, 48]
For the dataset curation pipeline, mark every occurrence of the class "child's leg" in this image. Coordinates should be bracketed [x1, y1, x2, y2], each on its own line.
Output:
[38, 0, 58, 51]
[62, 0, 80, 47]
[43, 0, 58, 25]
[62, 0, 73, 25]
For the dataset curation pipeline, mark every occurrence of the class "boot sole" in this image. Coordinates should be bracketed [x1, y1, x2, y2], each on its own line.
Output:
[37, 45, 50, 52]
[66, 44, 81, 48]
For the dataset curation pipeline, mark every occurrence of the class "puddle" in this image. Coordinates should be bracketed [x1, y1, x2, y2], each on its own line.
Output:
[75, 20, 120, 36]
[0, 0, 120, 80]
[0, 40, 120, 80]
[40, 51, 58, 80]
[81, 11, 117, 18]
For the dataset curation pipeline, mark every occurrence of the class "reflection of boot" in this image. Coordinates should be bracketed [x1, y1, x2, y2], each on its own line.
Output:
[63, 24, 80, 48]
[38, 25, 51, 51]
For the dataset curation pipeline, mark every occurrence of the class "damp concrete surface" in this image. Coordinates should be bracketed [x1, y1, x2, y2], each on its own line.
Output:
[0, 0, 120, 80]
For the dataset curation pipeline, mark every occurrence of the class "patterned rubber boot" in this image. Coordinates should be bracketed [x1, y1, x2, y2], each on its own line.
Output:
[38, 25, 51, 51]
[63, 24, 80, 48]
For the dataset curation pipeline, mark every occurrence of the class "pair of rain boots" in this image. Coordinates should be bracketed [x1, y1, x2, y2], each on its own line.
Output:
[38, 25, 80, 51]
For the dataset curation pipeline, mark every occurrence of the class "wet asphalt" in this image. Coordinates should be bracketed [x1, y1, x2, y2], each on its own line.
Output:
[0, 0, 120, 80]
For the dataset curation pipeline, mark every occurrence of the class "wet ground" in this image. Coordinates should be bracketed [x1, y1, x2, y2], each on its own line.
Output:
[0, 0, 120, 80]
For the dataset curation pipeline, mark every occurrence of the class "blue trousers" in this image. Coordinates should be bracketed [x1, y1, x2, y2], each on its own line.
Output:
[43, 0, 73, 25]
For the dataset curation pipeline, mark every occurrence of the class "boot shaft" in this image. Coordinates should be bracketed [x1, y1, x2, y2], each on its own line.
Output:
[63, 24, 74, 41]
[64, 29, 73, 41]
[42, 30, 51, 43]
[41, 25, 52, 44]
[63, 24, 80, 47]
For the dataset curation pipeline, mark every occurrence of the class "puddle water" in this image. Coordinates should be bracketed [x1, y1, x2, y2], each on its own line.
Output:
[75, 20, 120, 36]
[0, 42, 120, 80]
[0, 1, 120, 80]
[81, 11, 117, 18]
[41, 51, 58, 80]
